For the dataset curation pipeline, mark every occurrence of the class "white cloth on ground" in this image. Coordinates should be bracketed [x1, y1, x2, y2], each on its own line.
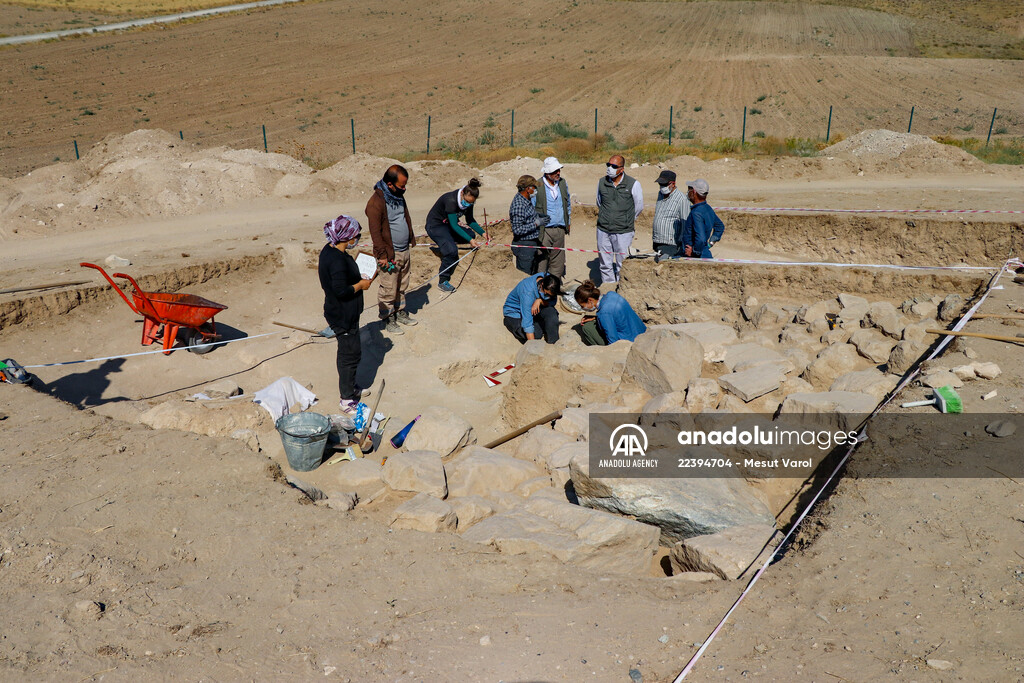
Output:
[253, 377, 318, 419]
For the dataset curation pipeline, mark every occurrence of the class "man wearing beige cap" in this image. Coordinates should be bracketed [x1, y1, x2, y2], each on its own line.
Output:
[680, 178, 724, 259]
[534, 156, 571, 278]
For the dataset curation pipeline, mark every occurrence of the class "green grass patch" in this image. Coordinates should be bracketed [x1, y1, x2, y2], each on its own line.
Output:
[526, 121, 589, 143]
[934, 136, 1024, 164]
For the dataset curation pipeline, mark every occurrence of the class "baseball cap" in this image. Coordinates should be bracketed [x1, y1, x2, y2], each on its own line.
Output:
[655, 170, 676, 186]
[542, 157, 563, 175]
[686, 178, 710, 195]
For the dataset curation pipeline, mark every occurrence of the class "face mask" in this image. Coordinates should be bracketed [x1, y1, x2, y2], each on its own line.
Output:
[347, 238, 360, 249]
[582, 304, 597, 312]
[660, 186, 673, 196]
[538, 287, 551, 301]
[389, 184, 405, 197]
[606, 165, 619, 179]
[459, 196, 471, 210]
[529, 191, 537, 207]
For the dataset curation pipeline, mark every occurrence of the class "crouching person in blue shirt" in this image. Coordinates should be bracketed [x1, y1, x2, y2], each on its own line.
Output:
[503, 273, 562, 344]
[678, 178, 724, 259]
[572, 280, 646, 346]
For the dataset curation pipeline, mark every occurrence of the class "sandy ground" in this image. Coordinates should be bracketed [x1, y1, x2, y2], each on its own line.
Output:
[1, 144, 1023, 681]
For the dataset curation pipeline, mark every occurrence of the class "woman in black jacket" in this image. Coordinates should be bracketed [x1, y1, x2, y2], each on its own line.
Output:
[318, 215, 375, 413]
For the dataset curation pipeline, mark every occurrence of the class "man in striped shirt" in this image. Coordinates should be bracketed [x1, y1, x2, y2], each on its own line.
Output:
[651, 170, 690, 257]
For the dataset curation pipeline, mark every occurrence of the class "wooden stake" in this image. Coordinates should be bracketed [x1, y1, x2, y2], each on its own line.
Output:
[272, 320, 322, 335]
[925, 329, 1024, 344]
[972, 313, 1024, 321]
[483, 410, 563, 449]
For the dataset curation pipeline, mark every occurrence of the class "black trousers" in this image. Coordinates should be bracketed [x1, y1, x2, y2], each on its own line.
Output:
[425, 223, 469, 283]
[511, 237, 541, 274]
[504, 306, 560, 345]
[334, 328, 361, 401]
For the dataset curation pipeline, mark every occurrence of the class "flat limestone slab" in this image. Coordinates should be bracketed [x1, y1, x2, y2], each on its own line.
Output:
[718, 365, 784, 402]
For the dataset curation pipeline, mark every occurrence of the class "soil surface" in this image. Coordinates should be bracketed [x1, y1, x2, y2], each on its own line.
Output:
[2, 130, 1023, 681]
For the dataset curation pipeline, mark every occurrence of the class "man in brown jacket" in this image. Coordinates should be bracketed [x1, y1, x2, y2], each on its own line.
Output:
[366, 164, 417, 335]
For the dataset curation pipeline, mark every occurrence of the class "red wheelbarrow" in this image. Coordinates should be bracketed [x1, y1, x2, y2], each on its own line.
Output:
[81, 262, 228, 355]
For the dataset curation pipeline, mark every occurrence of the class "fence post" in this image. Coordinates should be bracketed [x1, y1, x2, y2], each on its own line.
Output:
[826, 105, 833, 142]
[986, 107, 997, 147]
[351, 119, 356, 154]
[510, 110, 515, 147]
[741, 106, 747, 146]
[907, 106, 914, 134]
[262, 125, 267, 153]
[179, 130, 183, 140]
[73, 140, 79, 160]
[669, 105, 673, 146]
[594, 108, 598, 137]
[427, 115, 431, 154]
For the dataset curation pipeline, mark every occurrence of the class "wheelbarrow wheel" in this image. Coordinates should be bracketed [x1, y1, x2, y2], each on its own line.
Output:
[187, 326, 218, 355]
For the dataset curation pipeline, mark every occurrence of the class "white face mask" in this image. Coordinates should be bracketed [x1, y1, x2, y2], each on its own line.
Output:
[347, 238, 360, 249]
[659, 186, 673, 196]
[605, 165, 618, 179]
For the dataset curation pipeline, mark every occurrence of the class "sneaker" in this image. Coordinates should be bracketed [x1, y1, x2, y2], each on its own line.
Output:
[385, 319, 405, 335]
[396, 310, 418, 326]
[354, 385, 372, 398]
[339, 400, 360, 416]
[437, 281, 457, 293]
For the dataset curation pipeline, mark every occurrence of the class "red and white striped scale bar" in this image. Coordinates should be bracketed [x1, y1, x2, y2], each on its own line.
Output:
[483, 363, 515, 387]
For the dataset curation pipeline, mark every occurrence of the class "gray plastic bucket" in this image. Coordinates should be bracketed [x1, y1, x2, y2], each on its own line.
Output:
[276, 412, 331, 472]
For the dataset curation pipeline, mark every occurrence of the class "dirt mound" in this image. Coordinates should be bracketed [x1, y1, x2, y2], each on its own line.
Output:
[822, 129, 981, 172]
[0, 129, 321, 240]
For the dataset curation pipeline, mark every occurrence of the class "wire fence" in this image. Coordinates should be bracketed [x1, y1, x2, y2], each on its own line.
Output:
[8, 104, 1024, 175]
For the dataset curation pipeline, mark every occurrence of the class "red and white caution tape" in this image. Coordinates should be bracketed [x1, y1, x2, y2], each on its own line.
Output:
[483, 363, 515, 387]
[576, 203, 1024, 215]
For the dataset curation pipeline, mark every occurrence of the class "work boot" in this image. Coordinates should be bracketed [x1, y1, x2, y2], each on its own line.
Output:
[396, 310, 418, 326]
[385, 318, 404, 335]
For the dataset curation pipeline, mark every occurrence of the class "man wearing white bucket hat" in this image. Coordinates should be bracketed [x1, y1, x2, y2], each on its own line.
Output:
[533, 156, 571, 278]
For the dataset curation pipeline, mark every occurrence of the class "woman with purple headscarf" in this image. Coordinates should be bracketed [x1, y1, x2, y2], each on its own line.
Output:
[318, 215, 375, 413]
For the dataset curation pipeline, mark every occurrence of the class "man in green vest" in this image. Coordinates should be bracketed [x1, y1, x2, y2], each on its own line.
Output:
[534, 156, 571, 278]
[595, 154, 644, 284]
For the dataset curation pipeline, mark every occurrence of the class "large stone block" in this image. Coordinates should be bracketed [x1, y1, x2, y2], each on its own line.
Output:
[619, 328, 704, 397]
[849, 328, 896, 365]
[661, 322, 738, 362]
[802, 344, 865, 389]
[830, 369, 899, 401]
[670, 524, 778, 580]
[779, 391, 877, 430]
[684, 378, 723, 413]
[446, 446, 544, 498]
[390, 493, 458, 533]
[461, 493, 660, 575]
[381, 450, 448, 498]
[888, 340, 928, 375]
[449, 495, 499, 530]
[718, 365, 784, 403]
[568, 450, 776, 544]
[723, 343, 793, 374]
[402, 406, 474, 457]
[506, 425, 576, 464]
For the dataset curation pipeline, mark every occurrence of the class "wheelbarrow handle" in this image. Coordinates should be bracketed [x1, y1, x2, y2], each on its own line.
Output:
[113, 271, 170, 325]
[80, 262, 141, 316]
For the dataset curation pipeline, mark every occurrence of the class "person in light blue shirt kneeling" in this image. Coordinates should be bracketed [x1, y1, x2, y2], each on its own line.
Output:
[503, 273, 562, 344]
[572, 280, 646, 346]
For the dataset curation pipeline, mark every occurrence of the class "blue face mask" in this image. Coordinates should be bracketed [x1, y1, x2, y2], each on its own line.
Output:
[538, 285, 551, 301]
[529, 191, 537, 207]
[459, 195, 471, 210]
